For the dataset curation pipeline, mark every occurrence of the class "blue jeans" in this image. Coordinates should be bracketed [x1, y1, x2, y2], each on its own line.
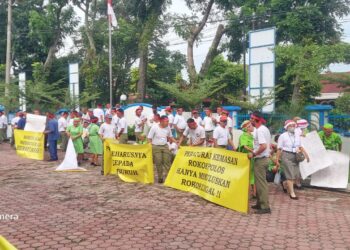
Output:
[48, 140, 58, 160]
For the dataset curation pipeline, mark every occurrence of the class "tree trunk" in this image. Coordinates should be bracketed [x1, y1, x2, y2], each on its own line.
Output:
[84, 3, 96, 57]
[137, 46, 148, 102]
[186, 0, 215, 85]
[44, 39, 58, 72]
[291, 77, 302, 105]
[199, 24, 226, 77]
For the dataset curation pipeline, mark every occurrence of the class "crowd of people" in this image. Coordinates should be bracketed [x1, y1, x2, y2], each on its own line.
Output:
[1, 103, 343, 214]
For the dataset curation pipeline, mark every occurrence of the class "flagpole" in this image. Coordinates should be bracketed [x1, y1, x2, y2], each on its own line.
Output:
[108, 13, 113, 107]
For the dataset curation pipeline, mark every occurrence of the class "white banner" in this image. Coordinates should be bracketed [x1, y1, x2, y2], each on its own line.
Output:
[55, 139, 87, 171]
[24, 114, 47, 132]
[310, 150, 349, 189]
[299, 131, 333, 179]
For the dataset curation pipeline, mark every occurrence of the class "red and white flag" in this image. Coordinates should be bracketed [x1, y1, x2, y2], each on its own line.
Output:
[107, 0, 118, 28]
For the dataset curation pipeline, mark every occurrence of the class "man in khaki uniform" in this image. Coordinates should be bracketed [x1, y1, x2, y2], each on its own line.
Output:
[148, 115, 176, 183]
[116, 109, 128, 144]
[248, 111, 271, 214]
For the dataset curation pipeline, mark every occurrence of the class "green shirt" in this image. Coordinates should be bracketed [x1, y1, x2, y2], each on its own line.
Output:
[318, 131, 342, 151]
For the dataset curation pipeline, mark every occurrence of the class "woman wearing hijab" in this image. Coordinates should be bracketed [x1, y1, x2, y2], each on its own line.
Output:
[88, 116, 103, 166]
[275, 120, 309, 199]
[237, 120, 256, 198]
[67, 118, 84, 165]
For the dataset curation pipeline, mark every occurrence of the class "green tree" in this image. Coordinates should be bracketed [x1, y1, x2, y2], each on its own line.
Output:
[275, 43, 350, 105]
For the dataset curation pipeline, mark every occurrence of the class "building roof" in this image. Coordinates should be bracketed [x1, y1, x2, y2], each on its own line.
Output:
[320, 72, 350, 93]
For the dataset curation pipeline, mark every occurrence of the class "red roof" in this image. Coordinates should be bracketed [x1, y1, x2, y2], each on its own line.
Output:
[320, 72, 350, 93]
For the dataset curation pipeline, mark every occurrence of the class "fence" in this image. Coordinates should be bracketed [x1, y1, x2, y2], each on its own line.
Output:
[236, 113, 289, 134]
[328, 114, 350, 136]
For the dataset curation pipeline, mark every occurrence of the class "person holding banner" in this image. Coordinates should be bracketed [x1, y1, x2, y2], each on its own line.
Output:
[135, 107, 146, 142]
[318, 123, 342, 151]
[213, 116, 235, 150]
[148, 115, 176, 183]
[237, 120, 256, 199]
[178, 118, 206, 147]
[275, 120, 310, 200]
[67, 118, 84, 165]
[44, 112, 60, 161]
[116, 109, 128, 144]
[88, 116, 103, 166]
[248, 111, 271, 214]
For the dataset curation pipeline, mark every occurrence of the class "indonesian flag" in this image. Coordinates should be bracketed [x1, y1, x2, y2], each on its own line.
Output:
[107, 0, 118, 28]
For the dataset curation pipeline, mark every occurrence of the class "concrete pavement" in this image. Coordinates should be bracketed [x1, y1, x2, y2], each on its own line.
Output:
[0, 143, 350, 250]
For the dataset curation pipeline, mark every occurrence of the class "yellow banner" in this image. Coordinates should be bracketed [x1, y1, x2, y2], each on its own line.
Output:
[0, 236, 17, 250]
[14, 130, 44, 160]
[164, 146, 250, 213]
[104, 140, 154, 184]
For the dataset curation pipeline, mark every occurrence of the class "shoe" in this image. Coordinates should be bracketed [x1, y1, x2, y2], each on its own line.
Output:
[255, 208, 271, 214]
[290, 195, 298, 200]
[158, 178, 164, 184]
[251, 204, 261, 210]
[281, 183, 287, 193]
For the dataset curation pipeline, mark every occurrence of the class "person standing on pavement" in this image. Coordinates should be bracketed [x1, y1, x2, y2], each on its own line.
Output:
[0, 111, 8, 143]
[191, 110, 203, 127]
[237, 120, 256, 199]
[58, 111, 69, 152]
[66, 118, 84, 165]
[116, 109, 128, 144]
[44, 112, 60, 161]
[178, 118, 206, 147]
[248, 111, 272, 214]
[135, 107, 146, 142]
[99, 114, 115, 175]
[275, 120, 310, 200]
[202, 108, 216, 145]
[164, 106, 175, 137]
[318, 123, 342, 151]
[173, 108, 187, 141]
[17, 112, 26, 130]
[148, 115, 176, 183]
[88, 116, 103, 166]
[10, 111, 21, 147]
[213, 116, 235, 150]
[93, 104, 105, 125]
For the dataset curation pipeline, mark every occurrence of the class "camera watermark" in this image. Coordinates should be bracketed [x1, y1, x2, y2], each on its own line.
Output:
[0, 214, 19, 221]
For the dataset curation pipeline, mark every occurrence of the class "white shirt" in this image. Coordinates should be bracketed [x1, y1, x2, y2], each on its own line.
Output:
[148, 125, 172, 146]
[202, 116, 215, 131]
[183, 125, 206, 146]
[112, 115, 119, 132]
[68, 117, 74, 126]
[117, 117, 128, 134]
[134, 116, 144, 133]
[167, 113, 174, 129]
[58, 117, 67, 132]
[105, 108, 111, 116]
[82, 113, 90, 120]
[193, 116, 203, 127]
[213, 126, 231, 146]
[277, 131, 301, 153]
[93, 108, 105, 123]
[226, 116, 233, 129]
[98, 123, 115, 139]
[0, 114, 8, 129]
[173, 114, 186, 130]
[11, 117, 20, 127]
[253, 125, 271, 158]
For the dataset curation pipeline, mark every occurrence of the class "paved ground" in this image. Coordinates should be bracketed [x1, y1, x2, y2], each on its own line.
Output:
[1, 143, 350, 250]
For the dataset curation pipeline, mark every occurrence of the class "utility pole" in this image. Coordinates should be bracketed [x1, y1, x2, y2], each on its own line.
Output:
[5, 0, 12, 95]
